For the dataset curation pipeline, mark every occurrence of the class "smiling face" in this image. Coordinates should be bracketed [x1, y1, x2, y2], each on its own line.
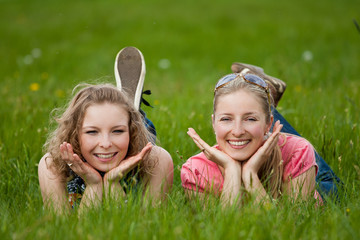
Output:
[79, 103, 130, 172]
[212, 89, 272, 161]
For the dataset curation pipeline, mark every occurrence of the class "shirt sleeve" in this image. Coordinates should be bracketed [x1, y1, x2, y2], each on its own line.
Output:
[180, 153, 223, 194]
[282, 136, 318, 181]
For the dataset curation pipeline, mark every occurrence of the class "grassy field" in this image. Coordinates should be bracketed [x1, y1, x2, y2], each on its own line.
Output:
[1, 0, 359, 239]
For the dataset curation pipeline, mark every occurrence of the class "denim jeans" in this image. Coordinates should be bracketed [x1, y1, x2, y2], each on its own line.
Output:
[272, 108, 343, 200]
[140, 109, 157, 142]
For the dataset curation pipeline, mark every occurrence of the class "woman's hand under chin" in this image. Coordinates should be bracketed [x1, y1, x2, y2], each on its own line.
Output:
[187, 128, 239, 172]
[104, 142, 153, 183]
[60, 142, 102, 185]
[241, 120, 283, 175]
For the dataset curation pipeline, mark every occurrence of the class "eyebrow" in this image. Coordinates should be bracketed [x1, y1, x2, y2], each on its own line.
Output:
[243, 112, 261, 116]
[217, 111, 261, 116]
[82, 124, 128, 129]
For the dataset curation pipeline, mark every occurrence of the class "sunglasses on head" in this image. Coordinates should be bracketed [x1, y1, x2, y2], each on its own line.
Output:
[214, 73, 272, 114]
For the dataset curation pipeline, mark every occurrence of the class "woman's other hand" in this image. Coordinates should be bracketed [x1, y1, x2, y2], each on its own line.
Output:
[104, 142, 153, 183]
[242, 120, 283, 175]
[60, 142, 102, 185]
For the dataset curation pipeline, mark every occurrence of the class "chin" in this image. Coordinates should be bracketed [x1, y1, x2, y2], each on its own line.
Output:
[227, 151, 252, 162]
[233, 156, 250, 162]
[96, 164, 117, 173]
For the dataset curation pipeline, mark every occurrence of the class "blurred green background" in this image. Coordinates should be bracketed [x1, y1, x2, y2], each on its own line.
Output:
[1, 0, 359, 239]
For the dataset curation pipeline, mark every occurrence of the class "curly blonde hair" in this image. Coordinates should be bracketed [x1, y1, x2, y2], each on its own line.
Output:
[43, 83, 156, 179]
[213, 73, 283, 198]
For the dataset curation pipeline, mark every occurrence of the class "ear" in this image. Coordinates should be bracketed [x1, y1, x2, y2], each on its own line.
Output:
[266, 115, 274, 133]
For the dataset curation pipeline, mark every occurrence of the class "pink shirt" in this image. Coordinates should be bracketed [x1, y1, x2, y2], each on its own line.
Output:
[181, 134, 320, 199]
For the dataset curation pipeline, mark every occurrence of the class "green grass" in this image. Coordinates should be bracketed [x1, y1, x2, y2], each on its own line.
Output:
[1, 0, 359, 239]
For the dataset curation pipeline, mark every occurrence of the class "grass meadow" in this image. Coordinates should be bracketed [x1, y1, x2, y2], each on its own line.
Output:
[1, 0, 359, 239]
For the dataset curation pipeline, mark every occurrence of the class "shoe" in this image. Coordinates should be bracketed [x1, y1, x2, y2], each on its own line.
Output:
[114, 46, 146, 111]
[231, 62, 287, 107]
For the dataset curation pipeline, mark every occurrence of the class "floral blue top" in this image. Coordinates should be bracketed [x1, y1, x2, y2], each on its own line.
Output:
[66, 169, 141, 208]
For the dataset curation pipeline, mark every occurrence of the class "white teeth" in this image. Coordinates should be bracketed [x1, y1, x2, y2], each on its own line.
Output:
[228, 140, 249, 146]
[96, 153, 115, 159]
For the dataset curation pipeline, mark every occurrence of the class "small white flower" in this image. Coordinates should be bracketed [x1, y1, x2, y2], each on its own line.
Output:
[31, 48, 42, 58]
[23, 55, 33, 65]
[302, 50, 313, 61]
[158, 58, 171, 69]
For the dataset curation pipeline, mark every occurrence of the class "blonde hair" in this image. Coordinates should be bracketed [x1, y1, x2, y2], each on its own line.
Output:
[214, 74, 283, 198]
[43, 83, 156, 179]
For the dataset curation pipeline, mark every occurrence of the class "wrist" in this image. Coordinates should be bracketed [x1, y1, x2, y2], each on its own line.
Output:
[86, 182, 103, 195]
[104, 171, 123, 183]
[242, 169, 259, 188]
[87, 181, 103, 188]
[104, 181, 125, 199]
[224, 162, 242, 177]
[242, 163, 259, 179]
[224, 161, 241, 172]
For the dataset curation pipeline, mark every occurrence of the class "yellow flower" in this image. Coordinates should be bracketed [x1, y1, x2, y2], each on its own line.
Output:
[55, 89, 65, 98]
[295, 85, 302, 92]
[41, 72, 49, 80]
[30, 83, 40, 91]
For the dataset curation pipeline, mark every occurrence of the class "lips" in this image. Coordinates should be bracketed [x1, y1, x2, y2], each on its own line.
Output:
[228, 140, 250, 147]
[94, 152, 117, 162]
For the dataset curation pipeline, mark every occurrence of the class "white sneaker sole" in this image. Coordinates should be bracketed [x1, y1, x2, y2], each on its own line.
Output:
[114, 46, 146, 110]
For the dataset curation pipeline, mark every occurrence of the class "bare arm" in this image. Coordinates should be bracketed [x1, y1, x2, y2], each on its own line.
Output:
[241, 170, 271, 204]
[38, 154, 69, 214]
[143, 146, 174, 202]
[220, 163, 242, 206]
[282, 166, 317, 201]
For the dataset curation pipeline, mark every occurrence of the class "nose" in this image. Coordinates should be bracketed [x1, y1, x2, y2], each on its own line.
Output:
[99, 134, 112, 148]
[232, 121, 245, 137]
